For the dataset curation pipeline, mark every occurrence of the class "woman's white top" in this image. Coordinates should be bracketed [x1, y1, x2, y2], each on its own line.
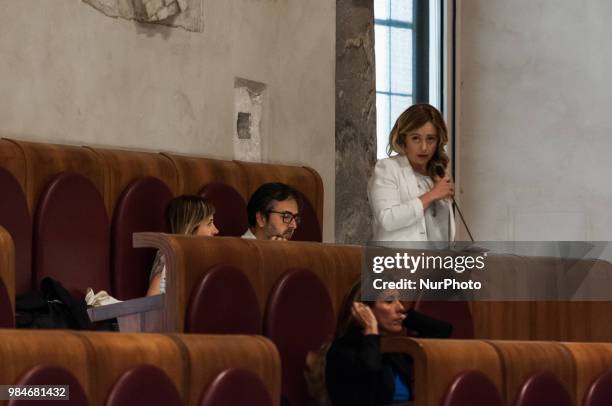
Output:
[368, 154, 455, 242]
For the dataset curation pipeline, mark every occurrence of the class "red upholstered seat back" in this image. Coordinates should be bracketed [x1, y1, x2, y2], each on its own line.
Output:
[413, 300, 474, 339]
[292, 193, 322, 242]
[0, 168, 32, 294]
[9, 365, 90, 406]
[264, 268, 335, 406]
[584, 372, 612, 406]
[186, 264, 262, 334]
[34, 172, 110, 296]
[105, 365, 183, 406]
[198, 368, 273, 406]
[514, 371, 573, 406]
[199, 182, 248, 237]
[442, 370, 504, 406]
[111, 177, 173, 299]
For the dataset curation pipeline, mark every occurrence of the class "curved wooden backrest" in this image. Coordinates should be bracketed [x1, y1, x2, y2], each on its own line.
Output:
[105, 365, 183, 406]
[583, 372, 612, 406]
[9, 364, 90, 406]
[33, 172, 110, 296]
[198, 368, 274, 406]
[164, 155, 249, 200]
[86, 147, 179, 216]
[111, 176, 173, 299]
[199, 182, 248, 237]
[264, 268, 335, 406]
[487, 341, 576, 405]
[514, 371, 573, 406]
[0, 168, 32, 294]
[186, 264, 262, 334]
[382, 338, 503, 406]
[75, 332, 184, 405]
[9, 140, 105, 213]
[0, 330, 282, 406]
[0, 330, 90, 397]
[256, 241, 343, 313]
[562, 342, 612, 405]
[173, 334, 281, 406]
[442, 370, 504, 406]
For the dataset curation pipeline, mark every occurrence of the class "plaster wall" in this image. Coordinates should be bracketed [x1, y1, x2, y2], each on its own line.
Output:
[456, 0, 612, 240]
[0, 0, 335, 241]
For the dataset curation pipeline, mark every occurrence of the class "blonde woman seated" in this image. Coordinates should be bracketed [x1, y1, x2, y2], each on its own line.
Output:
[146, 195, 218, 296]
[368, 103, 455, 242]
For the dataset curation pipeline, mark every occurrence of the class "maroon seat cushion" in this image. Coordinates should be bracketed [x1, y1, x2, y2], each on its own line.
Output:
[9, 364, 89, 406]
[199, 182, 248, 237]
[185, 264, 262, 334]
[264, 268, 335, 406]
[106, 365, 182, 406]
[584, 372, 612, 406]
[514, 371, 572, 406]
[34, 172, 110, 297]
[0, 168, 32, 294]
[111, 177, 173, 299]
[292, 193, 322, 242]
[198, 368, 273, 406]
[413, 300, 474, 339]
[442, 370, 504, 406]
[0, 279, 14, 328]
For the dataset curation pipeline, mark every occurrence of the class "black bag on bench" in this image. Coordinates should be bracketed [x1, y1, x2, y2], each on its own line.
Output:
[15, 277, 91, 330]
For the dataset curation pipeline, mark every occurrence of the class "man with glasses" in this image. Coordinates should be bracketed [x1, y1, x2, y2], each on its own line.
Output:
[243, 182, 302, 241]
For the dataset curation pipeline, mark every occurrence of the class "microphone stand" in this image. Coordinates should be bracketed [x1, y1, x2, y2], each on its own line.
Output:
[452, 198, 474, 243]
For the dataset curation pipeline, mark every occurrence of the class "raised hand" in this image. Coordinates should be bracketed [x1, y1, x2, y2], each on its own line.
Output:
[351, 302, 379, 335]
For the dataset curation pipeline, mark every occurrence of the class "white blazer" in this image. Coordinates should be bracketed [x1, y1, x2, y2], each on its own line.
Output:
[368, 155, 456, 242]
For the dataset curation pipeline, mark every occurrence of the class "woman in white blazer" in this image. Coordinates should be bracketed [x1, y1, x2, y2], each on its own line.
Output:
[368, 104, 455, 242]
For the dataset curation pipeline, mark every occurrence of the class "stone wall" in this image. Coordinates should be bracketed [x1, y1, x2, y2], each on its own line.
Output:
[335, 0, 377, 244]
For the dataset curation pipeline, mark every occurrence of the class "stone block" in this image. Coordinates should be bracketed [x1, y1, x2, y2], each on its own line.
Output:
[157, 6, 169, 20]
[144, 0, 164, 18]
[167, 3, 179, 15]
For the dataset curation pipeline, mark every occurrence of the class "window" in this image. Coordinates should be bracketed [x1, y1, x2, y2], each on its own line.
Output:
[374, 0, 443, 159]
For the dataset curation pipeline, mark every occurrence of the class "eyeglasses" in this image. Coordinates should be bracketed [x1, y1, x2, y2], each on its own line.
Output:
[268, 210, 301, 225]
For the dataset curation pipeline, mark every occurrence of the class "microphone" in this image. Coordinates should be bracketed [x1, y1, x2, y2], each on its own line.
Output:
[432, 163, 475, 242]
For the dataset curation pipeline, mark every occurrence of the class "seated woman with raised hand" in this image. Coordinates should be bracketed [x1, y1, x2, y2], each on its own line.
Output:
[146, 195, 218, 296]
[325, 281, 413, 406]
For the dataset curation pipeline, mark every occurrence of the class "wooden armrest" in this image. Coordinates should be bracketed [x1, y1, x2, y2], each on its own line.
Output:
[87, 294, 165, 322]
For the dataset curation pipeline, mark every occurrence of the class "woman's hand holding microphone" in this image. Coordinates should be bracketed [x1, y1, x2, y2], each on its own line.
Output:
[420, 176, 454, 210]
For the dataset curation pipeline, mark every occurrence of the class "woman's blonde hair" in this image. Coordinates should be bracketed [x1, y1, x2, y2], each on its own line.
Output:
[387, 103, 450, 178]
[166, 195, 215, 235]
